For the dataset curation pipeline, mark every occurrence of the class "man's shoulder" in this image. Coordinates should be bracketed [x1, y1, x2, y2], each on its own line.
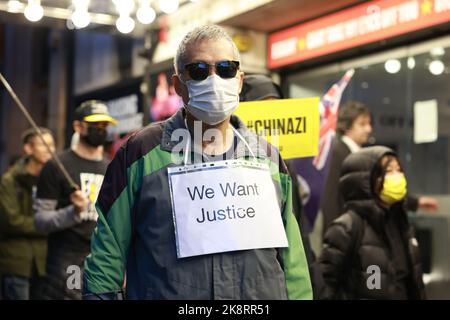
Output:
[2, 158, 26, 180]
[129, 122, 165, 145]
[121, 122, 165, 166]
[2, 163, 30, 194]
[0, 167, 15, 188]
[332, 136, 351, 157]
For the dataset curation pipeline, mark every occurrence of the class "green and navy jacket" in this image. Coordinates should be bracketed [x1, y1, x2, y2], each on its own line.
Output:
[84, 109, 312, 299]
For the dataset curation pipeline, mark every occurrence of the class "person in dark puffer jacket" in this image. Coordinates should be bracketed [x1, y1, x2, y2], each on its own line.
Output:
[318, 146, 426, 300]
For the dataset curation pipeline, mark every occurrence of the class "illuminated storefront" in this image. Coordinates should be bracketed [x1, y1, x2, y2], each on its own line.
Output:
[267, 0, 450, 298]
[268, 0, 450, 195]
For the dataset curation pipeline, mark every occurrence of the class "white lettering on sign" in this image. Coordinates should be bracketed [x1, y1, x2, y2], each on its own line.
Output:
[435, 0, 450, 13]
[270, 0, 450, 67]
[312, 2, 424, 49]
[168, 160, 288, 258]
[274, 1, 427, 56]
[326, 23, 345, 43]
[271, 38, 297, 59]
[345, 19, 359, 38]
[365, 5, 382, 33]
[307, 29, 326, 49]
[398, 1, 419, 23]
[381, 7, 398, 29]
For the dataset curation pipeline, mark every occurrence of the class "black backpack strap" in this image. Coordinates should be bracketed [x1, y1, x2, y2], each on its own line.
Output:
[348, 211, 364, 266]
[342, 210, 365, 298]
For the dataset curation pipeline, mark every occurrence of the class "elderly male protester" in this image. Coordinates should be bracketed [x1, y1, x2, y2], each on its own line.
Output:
[83, 25, 312, 300]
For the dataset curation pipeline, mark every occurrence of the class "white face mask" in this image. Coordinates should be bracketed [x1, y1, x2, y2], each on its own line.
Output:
[182, 74, 240, 125]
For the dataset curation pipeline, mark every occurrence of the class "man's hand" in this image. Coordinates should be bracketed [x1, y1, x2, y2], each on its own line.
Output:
[418, 196, 439, 213]
[70, 190, 89, 215]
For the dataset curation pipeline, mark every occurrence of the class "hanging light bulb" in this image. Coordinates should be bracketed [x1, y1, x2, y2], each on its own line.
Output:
[66, 18, 75, 30]
[116, 14, 135, 34]
[159, 0, 179, 14]
[429, 60, 445, 75]
[407, 57, 415, 69]
[137, 5, 156, 25]
[70, 0, 91, 29]
[71, 10, 91, 29]
[24, 0, 44, 22]
[384, 59, 401, 74]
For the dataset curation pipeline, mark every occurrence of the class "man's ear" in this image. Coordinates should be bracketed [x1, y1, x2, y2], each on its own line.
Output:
[238, 71, 245, 94]
[23, 143, 33, 156]
[173, 74, 185, 96]
[172, 74, 189, 105]
[73, 121, 82, 134]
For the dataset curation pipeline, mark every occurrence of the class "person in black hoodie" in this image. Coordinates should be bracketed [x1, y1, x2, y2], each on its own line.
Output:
[318, 146, 426, 300]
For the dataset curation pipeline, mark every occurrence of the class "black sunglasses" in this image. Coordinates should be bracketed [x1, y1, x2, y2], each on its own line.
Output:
[184, 60, 240, 81]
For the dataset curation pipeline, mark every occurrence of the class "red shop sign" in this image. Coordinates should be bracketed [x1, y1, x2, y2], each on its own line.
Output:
[268, 0, 450, 69]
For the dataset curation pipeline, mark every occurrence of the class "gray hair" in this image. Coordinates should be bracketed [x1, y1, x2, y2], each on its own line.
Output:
[174, 25, 241, 76]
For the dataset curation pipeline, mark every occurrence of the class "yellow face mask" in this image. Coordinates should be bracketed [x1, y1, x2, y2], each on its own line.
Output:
[380, 173, 407, 205]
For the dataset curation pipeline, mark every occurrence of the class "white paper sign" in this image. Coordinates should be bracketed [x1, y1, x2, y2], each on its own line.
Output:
[168, 160, 288, 258]
[414, 100, 438, 144]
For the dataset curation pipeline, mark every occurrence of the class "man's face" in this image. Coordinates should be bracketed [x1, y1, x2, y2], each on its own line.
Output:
[24, 133, 55, 165]
[173, 38, 244, 106]
[345, 114, 372, 146]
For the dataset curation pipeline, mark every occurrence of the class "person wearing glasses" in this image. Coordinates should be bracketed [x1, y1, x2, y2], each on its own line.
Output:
[83, 25, 312, 300]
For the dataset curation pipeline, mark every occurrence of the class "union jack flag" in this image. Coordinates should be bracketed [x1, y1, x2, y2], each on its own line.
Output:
[313, 69, 355, 170]
[293, 69, 355, 228]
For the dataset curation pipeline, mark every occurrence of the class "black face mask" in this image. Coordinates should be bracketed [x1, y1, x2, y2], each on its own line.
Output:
[81, 126, 107, 147]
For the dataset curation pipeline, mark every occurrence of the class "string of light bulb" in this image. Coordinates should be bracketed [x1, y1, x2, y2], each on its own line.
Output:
[0, 0, 200, 34]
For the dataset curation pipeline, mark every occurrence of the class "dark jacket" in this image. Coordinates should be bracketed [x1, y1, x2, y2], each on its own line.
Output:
[320, 136, 351, 234]
[318, 146, 426, 300]
[84, 109, 312, 299]
[0, 158, 47, 278]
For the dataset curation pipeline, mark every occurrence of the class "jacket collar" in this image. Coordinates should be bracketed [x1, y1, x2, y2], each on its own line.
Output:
[160, 108, 270, 160]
